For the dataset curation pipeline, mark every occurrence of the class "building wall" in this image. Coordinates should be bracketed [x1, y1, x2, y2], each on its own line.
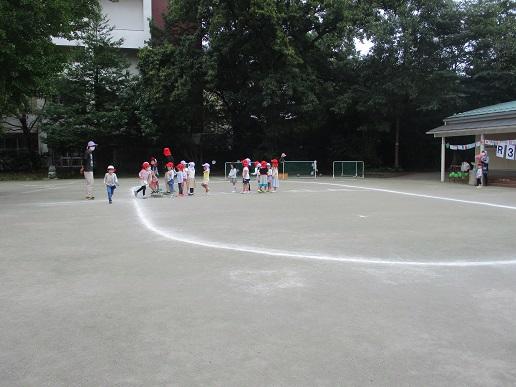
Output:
[476, 133, 516, 176]
[52, 0, 152, 49]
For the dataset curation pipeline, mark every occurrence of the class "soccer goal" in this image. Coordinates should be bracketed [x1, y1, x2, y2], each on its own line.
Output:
[332, 161, 365, 178]
[224, 160, 318, 179]
[281, 160, 318, 179]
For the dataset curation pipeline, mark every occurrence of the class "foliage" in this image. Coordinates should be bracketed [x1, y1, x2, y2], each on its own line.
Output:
[0, 0, 98, 115]
[42, 13, 139, 152]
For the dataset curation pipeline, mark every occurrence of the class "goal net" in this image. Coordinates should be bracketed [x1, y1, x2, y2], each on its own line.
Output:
[224, 160, 318, 179]
[281, 161, 318, 178]
[332, 161, 364, 178]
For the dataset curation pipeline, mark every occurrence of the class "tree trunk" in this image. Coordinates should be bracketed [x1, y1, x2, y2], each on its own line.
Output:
[394, 115, 400, 169]
[19, 113, 36, 170]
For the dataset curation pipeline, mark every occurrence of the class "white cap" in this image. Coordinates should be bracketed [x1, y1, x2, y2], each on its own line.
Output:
[87, 141, 98, 148]
[107, 165, 115, 170]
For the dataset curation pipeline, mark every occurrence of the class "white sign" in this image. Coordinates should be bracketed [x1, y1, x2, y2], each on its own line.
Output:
[506, 145, 516, 160]
[496, 144, 506, 158]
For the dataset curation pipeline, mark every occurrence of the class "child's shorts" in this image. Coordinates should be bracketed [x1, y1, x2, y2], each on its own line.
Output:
[243, 178, 250, 184]
[230, 178, 237, 184]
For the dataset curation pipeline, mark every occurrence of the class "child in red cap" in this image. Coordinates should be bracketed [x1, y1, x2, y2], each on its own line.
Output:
[242, 159, 250, 193]
[176, 163, 185, 196]
[165, 162, 175, 195]
[258, 161, 268, 192]
[271, 159, 279, 192]
[134, 162, 152, 198]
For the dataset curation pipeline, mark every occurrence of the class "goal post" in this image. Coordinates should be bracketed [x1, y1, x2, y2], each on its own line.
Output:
[332, 161, 365, 178]
[281, 160, 318, 179]
[224, 160, 318, 179]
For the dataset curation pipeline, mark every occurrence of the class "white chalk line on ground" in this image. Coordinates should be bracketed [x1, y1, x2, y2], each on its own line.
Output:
[131, 187, 516, 267]
[21, 182, 75, 194]
[292, 180, 516, 211]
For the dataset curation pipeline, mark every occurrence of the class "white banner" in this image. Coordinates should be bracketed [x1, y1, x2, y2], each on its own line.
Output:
[496, 144, 506, 158]
[506, 145, 516, 160]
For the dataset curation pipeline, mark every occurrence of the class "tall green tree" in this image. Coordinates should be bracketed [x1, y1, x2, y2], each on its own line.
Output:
[0, 0, 98, 168]
[42, 13, 138, 153]
[462, 0, 516, 106]
[355, 0, 465, 168]
[0, 0, 98, 114]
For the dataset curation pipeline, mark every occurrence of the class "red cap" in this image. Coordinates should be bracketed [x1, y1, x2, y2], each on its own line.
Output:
[166, 162, 174, 168]
[242, 160, 249, 167]
[271, 159, 279, 165]
[177, 163, 184, 170]
[163, 147, 171, 157]
[261, 161, 267, 168]
[142, 161, 150, 169]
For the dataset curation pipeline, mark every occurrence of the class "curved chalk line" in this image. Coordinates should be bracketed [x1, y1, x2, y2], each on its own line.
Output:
[130, 183, 516, 267]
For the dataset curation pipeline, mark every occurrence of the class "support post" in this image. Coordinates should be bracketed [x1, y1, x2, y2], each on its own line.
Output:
[480, 133, 485, 151]
[441, 137, 446, 183]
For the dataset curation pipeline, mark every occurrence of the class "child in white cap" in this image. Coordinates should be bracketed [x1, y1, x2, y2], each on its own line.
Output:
[187, 162, 196, 196]
[103, 165, 119, 204]
[201, 163, 210, 194]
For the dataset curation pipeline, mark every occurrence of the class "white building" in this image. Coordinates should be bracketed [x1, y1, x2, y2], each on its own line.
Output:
[52, 0, 166, 72]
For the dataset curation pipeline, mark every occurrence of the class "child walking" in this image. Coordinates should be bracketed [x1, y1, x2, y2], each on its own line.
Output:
[176, 163, 185, 196]
[228, 163, 238, 192]
[242, 159, 250, 193]
[104, 165, 119, 204]
[258, 161, 268, 192]
[271, 159, 279, 192]
[165, 162, 175, 196]
[134, 161, 152, 198]
[476, 163, 483, 188]
[201, 163, 210, 194]
[187, 162, 196, 196]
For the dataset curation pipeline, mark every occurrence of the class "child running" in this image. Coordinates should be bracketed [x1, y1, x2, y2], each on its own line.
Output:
[201, 163, 210, 194]
[165, 162, 175, 196]
[228, 163, 238, 192]
[242, 159, 250, 193]
[134, 161, 152, 198]
[103, 165, 119, 204]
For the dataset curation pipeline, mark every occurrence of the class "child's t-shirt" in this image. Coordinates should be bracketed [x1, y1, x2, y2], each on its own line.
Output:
[476, 167, 483, 178]
[187, 168, 195, 179]
[228, 168, 237, 178]
[259, 167, 268, 175]
[104, 173, 118, 186]
[165, 170, 175, 182]
[176, 170, 184, 183]
[139, 169, 151, 185]
[242, 167, 250, 179]
[203, 170, 210, 183]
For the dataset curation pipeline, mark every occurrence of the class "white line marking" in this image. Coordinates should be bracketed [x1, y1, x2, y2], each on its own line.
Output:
[21, 182, 75, 194]
[293, 180, 516, 211]
[131, 190, 516, 267]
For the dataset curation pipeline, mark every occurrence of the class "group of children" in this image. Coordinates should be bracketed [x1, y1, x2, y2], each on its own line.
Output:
[101, 154, 280, 204]
[134, 159, 211, 199]
[229, 158, 280, 194]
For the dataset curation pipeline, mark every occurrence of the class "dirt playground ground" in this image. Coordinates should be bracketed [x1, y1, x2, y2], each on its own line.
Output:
[1, 174, 515, 386]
